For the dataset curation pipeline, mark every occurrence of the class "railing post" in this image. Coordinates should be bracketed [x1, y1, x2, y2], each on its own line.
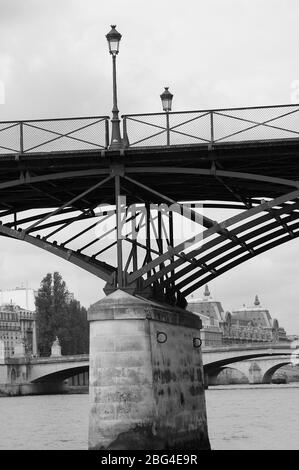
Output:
[122, 116, 130, 148]
[166, 112, 170, 146]
[19, 121, 24, 154]
[209, 111, 214, 150]
[105, 118, 110, 149]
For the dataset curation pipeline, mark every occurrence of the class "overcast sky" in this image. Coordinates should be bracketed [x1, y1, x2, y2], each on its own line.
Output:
[1, 0, 299, 333]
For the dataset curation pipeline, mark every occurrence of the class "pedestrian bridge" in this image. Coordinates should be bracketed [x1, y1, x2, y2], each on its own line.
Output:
[1, 343, 298, 391]
[2, 103, 299, 303]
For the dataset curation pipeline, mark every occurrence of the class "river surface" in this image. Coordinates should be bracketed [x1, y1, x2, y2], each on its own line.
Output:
[0, 384, 298, 450]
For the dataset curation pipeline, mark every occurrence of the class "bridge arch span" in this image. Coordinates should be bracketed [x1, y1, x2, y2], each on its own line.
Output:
[27, 356, 89, 383]
[0, 222, 115, 284]
[205, 365, 249, 386]
[262, 362, 291, 384]
[203, 352, 291, 372]
[31, 365, 89, 383]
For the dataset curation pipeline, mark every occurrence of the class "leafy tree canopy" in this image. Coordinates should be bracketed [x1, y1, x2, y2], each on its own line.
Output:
[35, 272, 89, 356]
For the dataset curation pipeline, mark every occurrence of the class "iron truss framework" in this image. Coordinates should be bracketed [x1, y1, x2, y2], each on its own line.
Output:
[1, 104, 299, 306]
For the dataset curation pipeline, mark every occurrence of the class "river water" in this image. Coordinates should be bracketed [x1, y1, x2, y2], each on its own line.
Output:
[0, 384, 298, 450]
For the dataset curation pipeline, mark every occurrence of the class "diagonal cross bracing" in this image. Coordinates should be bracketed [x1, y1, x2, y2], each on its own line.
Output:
[123, 174, 263, 276]
[25, 176, 113, 232]
[123, 175, 215, 229]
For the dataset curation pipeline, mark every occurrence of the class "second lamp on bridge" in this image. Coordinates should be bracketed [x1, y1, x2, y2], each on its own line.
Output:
[160, 87, 173, 112]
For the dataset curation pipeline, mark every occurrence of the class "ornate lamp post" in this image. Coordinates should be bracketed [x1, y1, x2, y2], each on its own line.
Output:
[106, 25, 123, 149]
[160, 87, 173, 145]
[106, 25, 124, 287]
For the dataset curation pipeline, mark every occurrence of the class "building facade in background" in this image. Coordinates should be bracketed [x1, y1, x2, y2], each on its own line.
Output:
[0, 287, 37, 357]
[0, 284, 290, 355]
[187, 285, 289, 347]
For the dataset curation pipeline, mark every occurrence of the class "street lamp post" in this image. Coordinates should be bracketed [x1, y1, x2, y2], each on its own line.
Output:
[160, 87, 173, 145]
[106, 25, 123, 150]
[106, 25, 124, 288]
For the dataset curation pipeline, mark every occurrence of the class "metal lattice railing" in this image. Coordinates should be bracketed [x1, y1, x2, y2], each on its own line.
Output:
[1, 104, 299, 155]
[0, 116, 110, 154]
[122, 103, 299, 148]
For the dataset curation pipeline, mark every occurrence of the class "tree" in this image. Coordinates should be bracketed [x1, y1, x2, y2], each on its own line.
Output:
[35, 272, 89, 356]
[65, 299, 89, 355]
[35, 273, 54, 356]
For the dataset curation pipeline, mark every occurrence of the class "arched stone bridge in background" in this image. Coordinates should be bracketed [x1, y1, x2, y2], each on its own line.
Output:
[1, 343, 298, 395]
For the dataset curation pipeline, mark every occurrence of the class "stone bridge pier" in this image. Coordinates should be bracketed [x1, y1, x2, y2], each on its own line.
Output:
[87, 289, 210, 451]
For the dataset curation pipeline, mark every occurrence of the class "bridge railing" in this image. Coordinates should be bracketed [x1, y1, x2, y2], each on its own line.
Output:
[0, 116, 110, 154]
[2, 104, 299, 155]
[202, 342, 294, 353]
[122, 103, 299, 148]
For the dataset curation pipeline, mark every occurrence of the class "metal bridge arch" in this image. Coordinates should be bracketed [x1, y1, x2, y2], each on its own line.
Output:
[1, 166, 299, 301]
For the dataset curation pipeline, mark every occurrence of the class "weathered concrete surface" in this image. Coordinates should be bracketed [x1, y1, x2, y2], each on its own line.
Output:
[87, 290, 210, 450]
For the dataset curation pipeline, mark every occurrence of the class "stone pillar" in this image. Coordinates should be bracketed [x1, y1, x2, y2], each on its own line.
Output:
[248, 361, 263, 384]
[0, 339, 5, 364]
[88, 289, 210, 450]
